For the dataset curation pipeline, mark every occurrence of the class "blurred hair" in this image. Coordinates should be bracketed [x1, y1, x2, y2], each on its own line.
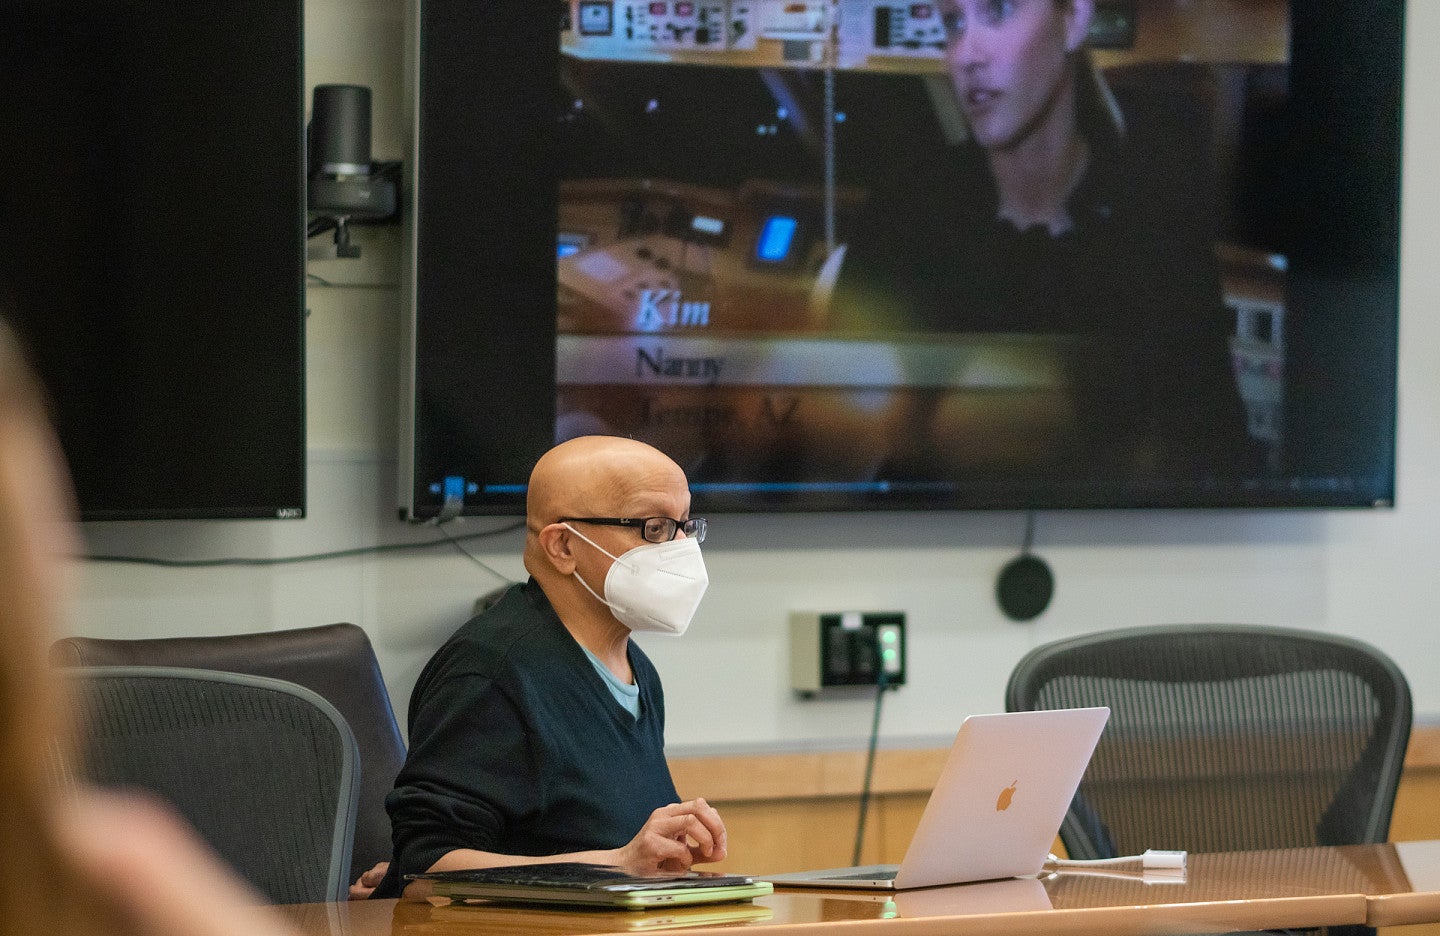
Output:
[0, 315, 114, 936]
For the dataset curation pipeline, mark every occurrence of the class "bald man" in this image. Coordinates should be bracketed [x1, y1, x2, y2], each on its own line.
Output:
[371, 437, 725, 899]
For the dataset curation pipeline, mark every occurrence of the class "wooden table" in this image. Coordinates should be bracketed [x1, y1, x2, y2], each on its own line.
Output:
[278, 842, 1440, 936]
[1362, 839, 1440, 927]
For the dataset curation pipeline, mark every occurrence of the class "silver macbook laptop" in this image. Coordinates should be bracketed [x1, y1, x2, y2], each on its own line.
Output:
[762, 707, 1109, 890]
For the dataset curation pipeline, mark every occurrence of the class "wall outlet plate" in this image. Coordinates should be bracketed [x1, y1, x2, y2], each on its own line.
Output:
[790, 611, 906, 695]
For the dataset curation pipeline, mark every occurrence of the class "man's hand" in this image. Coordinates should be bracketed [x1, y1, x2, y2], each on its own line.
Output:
[390, 801, 728, 900]
[348, 861, 389, 900]
[614, 798, 728, 873]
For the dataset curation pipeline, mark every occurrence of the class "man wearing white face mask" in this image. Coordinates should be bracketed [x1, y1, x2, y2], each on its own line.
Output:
[372, 436, 727, 899]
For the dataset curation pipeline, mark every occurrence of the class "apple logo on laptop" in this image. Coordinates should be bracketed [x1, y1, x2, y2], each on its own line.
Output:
[996, 780, 1018, 811]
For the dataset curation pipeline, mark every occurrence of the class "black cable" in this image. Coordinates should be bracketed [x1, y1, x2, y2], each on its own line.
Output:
[852, 666, 890, 867]
[308, 216, 338, 239]
[307, 273, 396, 289]
[1021, 510, 1037, 553]
[435, 520, 517, 586]
[83, 520, 525, 568]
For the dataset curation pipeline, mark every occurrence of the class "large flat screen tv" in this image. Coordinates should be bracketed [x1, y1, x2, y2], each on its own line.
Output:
[400, 0, 1401, 519]
[0, 1, 306, 521]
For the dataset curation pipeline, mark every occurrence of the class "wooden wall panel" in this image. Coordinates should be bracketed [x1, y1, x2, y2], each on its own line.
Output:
[671, 725, 1440, 875]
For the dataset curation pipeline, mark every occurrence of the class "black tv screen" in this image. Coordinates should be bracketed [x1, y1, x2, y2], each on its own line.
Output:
[401, 0, 1400, 518]
[0, 1, 306, 520]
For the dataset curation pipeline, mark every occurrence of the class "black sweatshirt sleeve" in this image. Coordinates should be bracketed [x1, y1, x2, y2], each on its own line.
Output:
[383, 672, 541, 886]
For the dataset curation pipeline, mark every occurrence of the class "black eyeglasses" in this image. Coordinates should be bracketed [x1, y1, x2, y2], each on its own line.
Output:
[561, 516, 707, 544]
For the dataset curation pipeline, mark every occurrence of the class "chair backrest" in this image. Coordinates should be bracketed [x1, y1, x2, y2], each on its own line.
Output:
[1006, 624, 1412, 860]
[50, 623, 405, 877]
[68, 666, 360, 903]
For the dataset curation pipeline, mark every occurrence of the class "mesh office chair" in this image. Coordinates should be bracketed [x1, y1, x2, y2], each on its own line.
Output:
[1006, 624, 1411, 864]
[51, 623, 406, 880]
[69, 666, 360, 904]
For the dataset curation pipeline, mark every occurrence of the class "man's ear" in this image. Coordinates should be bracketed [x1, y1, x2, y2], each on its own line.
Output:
[1065, 0, 1095, 52]
[537, 522, 578, 575]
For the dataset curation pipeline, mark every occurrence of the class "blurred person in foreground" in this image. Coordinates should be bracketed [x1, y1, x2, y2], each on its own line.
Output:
[370, 435, 724, 899]
[0, 313, 301, 936]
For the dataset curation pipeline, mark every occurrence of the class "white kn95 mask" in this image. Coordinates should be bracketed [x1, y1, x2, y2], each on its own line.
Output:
[564, 523, 709, 635]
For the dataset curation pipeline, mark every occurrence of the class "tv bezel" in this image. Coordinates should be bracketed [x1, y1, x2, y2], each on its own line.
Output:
[399, 0, 1402, 520]
[2, 1, 308, 522]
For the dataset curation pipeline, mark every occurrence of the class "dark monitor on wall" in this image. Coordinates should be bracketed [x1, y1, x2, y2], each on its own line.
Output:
[400, 0, 1401, 519]
[0, 1, 307, 521]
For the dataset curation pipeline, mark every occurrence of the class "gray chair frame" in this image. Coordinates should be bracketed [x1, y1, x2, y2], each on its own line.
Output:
[1008, 622, 1411, 858]
[52, 623, 405, 878]
[1007, 625, 1412, 936]
[70, 666, 360, 904]
[1006, 624, 1412, 860]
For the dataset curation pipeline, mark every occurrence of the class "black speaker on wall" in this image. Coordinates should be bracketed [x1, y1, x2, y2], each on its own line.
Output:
[309, 84, 372, 176]
[307, 84, 396, 258]
[996, 554, 1055, 622]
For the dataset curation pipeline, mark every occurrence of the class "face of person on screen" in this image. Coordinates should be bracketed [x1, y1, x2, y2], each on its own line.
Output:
[941, 0, 1093, 153]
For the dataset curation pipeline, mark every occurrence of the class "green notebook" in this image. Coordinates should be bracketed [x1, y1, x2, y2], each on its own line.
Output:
[407, 862, 774, 910]
[430, 899, 776, 930]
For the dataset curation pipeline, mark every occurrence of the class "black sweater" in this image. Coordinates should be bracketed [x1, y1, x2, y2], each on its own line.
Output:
[373, 579, 678, 898]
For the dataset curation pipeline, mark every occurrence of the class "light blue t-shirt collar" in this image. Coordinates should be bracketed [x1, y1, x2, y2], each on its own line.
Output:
[581, 645, 641, 720]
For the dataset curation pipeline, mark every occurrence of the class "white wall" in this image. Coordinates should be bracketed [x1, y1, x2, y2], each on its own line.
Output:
[70, 0, 1440, 755]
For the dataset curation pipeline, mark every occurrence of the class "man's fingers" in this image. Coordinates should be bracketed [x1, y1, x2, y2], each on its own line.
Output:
[621, 809, 715, 873]
[691, 798, 727, 854]
[651, 812, 711, 848]
[669, 814, 715, 857]
[642, 829, 695, 867]
[633, 799, 728, 869]
[662, 799, 725, 857]
[650, 812, 726, 861]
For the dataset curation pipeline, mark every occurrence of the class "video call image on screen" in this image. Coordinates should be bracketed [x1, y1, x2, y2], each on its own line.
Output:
[404, 0, 1399, 515]
[545, 0, 1394, 509]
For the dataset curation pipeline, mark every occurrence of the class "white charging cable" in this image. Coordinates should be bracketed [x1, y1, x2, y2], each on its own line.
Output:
[1043, 850, 1188, 883]
[1046, 849, 1187, 870]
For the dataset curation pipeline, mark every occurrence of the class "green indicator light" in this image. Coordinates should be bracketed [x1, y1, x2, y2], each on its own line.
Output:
[883, 649, 896, 660]
[882, 631, 898, 643]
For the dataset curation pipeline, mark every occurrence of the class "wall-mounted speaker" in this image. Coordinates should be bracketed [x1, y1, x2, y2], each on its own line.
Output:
[997, 554, 1054, 622]
[309, 84, 371, 176]
[307, 84, 396, 257]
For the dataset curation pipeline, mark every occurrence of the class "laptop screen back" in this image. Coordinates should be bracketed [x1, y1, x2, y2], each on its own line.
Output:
[894, 707, 1110, 889]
